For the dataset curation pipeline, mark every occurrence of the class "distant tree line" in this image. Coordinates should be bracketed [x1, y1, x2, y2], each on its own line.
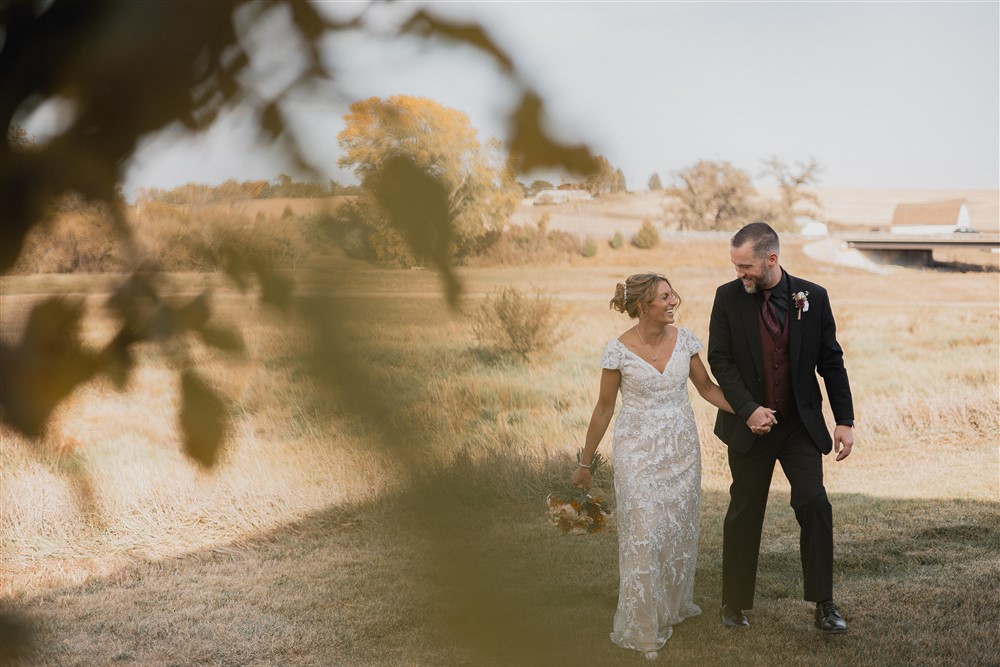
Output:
[138, 175, 361, 206]
[517, 154, 628, 198]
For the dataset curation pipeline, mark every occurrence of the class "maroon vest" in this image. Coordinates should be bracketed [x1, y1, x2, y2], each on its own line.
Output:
[757, 309, 796, 418]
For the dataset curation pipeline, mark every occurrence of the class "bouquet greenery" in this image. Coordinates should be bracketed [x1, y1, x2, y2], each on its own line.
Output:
[546, 450, 612, 534]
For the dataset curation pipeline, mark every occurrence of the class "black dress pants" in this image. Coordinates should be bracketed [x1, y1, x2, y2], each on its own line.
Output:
[721, 417, 833, 609]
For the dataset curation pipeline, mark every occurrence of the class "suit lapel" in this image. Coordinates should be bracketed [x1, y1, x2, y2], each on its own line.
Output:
[737, 285, 763, 376]
[787, 272, 802, 372]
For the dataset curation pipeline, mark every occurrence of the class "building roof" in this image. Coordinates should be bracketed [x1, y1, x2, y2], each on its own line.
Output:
[890, 200, 966, 227]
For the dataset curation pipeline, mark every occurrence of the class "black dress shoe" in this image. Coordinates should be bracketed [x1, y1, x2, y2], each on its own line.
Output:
[721, 603, 749, 628]
[814, 600, 848, 634]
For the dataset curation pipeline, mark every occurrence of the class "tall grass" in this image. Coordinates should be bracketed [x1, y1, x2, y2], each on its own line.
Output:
[1, 245, 997, 664]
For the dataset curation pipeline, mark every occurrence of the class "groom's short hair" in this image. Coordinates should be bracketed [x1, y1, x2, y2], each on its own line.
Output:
[732, 222, 780, 259]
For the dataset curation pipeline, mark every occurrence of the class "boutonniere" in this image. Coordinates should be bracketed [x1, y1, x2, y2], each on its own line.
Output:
[792, 291, 810, 320]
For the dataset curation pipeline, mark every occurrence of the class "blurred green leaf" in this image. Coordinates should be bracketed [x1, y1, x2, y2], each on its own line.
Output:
[179, 370, 227, 468]
[251, 260, 295, 312]
[0, 608, 33, 665]
[400, 10, 515, 72]
[222, 247, 252, 293]
[199, 325, 245, 353]
[370, 155, 461, 306]
[0, 298, 96, 437]
[260, 101, 284, 141]
[170, 293, 212, 333]
[99, 328, 137, 391]
[506, 91, 598, 175]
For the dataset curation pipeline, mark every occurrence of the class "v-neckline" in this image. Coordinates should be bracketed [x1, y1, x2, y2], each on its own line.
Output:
[616, 330, 678, 375]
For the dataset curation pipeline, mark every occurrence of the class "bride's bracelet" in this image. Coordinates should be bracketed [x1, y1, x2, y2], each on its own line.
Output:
[578, 462, 591, 469]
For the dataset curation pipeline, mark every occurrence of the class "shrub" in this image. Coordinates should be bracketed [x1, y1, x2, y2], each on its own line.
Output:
[139, 208, 316, 271]
[471, 286, 561, 360]
[12, 204, 323, 274]
[609, 231, 624, 249]
[11, 211, 123, 273]
[535, 213, 550, 234]
[323, 198, 417, 267]
[631, 218, 660, 249]
[364, 224, 417, 267]
[580, 236, 598, 258]
[467, 223, 581, 266]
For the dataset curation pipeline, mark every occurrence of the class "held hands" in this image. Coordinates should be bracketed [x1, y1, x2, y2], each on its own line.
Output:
[833, 425, 854, 461]
[571, 466, 592, 490]
[747, 406, 778, 435]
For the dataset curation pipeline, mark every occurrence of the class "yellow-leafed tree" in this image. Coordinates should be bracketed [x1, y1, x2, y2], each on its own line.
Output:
[337, 95, 520, 264]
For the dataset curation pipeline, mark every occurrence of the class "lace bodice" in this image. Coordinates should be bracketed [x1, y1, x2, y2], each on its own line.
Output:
[601, 328, 700, 415]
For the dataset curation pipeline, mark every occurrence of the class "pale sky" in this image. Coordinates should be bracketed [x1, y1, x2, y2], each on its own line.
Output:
[82, 1, 1000, 196]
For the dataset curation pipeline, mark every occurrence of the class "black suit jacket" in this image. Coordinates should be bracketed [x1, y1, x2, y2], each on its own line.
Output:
[708, 271, 854, 454]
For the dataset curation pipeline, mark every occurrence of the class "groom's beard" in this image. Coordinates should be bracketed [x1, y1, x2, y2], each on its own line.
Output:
[741, 265, 773, 294]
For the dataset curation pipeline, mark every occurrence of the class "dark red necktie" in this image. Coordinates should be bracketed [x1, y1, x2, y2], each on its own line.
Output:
[760, 290, 781, 341]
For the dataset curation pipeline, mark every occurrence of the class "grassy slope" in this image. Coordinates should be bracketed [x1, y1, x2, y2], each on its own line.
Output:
[2, 238, 998, 665]
[11, 487, 999, 666]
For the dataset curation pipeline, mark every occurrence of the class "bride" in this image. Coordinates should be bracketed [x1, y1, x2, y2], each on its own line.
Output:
[571, 273, 738, 660]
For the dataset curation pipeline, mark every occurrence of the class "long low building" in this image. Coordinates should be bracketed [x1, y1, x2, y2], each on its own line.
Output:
[890, 199, 974, 235]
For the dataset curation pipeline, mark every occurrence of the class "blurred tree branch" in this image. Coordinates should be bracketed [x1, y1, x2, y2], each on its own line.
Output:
[1, 0, 596, 453]
[0, 1, 599, 660]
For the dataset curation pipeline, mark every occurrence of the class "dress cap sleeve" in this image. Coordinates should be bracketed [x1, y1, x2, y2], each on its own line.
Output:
[601, 339, 623, 370]
[682, 327, 703, 356]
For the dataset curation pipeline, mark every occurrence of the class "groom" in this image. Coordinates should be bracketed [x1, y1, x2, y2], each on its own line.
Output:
[708, 222, 854, 634]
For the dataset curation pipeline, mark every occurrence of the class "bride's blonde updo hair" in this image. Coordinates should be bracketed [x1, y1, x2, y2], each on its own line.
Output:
[609, 272, 682, 319]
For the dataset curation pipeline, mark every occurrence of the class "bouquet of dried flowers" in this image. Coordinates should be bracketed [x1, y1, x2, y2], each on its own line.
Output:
[546, 451, 611, 534]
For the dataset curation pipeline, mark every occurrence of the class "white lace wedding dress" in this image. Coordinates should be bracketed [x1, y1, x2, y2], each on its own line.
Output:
[601, 328, 703, 652]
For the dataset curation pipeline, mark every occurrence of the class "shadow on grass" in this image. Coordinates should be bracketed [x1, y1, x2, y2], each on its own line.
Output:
[7, 454, 999, 666]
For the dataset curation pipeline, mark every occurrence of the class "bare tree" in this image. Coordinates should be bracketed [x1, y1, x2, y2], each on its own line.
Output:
[612, 168, 627, 194]
[663, 160, 760, 230]
[581, 155, 615, 195]
[762, 155, 823, 224]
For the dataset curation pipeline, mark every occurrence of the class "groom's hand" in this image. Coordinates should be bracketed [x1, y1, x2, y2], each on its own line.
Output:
[833, 425, 854, 461]
[747, 407, 778, 435]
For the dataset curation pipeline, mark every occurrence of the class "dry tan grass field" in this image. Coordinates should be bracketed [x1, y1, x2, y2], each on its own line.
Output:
[219, 195, 352, 219]
[2, 198, 998, 665]
[511, 187, 1000, 238]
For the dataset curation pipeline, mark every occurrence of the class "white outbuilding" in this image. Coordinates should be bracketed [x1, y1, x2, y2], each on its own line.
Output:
[890, 200, 974, 235]
[532, 189, 593, 205]
[795, 216, 829, 237]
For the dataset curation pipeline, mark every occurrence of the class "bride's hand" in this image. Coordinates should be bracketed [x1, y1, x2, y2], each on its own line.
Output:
[571, 467, 592, 490]
[747, 406, 777, 434]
